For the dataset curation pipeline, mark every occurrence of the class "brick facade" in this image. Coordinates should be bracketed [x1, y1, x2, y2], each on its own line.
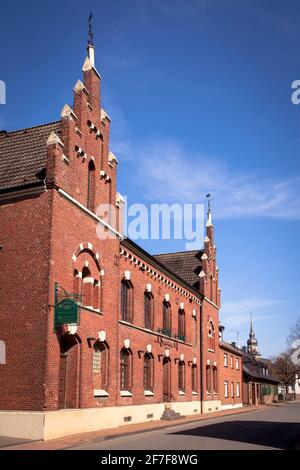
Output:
[0, 44, 228, 433]
[219, 343, 243, 408]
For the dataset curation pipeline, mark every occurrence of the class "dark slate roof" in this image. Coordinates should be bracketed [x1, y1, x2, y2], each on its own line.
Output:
[0, 121, 61, 192]
[242, 352, 280, 384]
[154, 250, 203, 289]
[243, 365, 280, 384]
[121, 238, 203, 299]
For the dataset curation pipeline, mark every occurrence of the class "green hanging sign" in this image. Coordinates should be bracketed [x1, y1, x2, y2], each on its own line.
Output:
[54, 283, 81, 330]
[55, 299, 78, 326]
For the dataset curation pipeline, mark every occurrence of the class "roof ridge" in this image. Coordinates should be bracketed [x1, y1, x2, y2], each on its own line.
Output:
[2, 120, 61, 135]
[154, 249, 202, 257]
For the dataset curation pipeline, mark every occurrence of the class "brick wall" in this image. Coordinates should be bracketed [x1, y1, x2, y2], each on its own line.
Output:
[219, 344, 243, 406]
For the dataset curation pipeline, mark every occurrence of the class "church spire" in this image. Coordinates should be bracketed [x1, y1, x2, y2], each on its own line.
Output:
[247, 314, 260, 356]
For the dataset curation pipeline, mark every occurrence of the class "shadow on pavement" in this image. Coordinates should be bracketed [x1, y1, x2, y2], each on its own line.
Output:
[169, 421, 300, 449]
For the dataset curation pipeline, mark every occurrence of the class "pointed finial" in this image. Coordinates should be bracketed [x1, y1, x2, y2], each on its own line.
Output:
[88, 12, 94, 46]
[206, 193, 211, 215]
[205, 193, 213, 227]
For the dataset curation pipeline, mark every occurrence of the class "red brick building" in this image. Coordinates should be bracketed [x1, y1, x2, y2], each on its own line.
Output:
[0, 44, 225, 440]
[219, 341, 243, 410]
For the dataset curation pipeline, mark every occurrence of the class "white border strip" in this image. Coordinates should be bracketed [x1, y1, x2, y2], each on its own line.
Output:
[58, 188, 123, 239]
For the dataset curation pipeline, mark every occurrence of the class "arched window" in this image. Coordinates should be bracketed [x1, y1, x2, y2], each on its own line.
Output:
[73, 269, 80, 294]
[143, 353, 154, 391]
[93, 280, 100, 311]
[178, 361, 185, 393]
[120, 348, 132, 390]
[100, 134, 104, 169]
[213, 367, 218, 393]
[163, 301, 171, 336]
[192, 364, 198, 393]
[178, 309, 185, 341]
[93, 341, 109, 390]
[82, 266, 93, 307]
[206, 366, 211, 393]
[208, 320, 215, 351]
[87, 160, 96, 212]
[144, 292, 154, 330]
[121, 279, 133, 322]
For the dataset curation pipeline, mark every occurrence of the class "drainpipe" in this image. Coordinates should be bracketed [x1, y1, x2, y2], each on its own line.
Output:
[200, 300, 204, 414]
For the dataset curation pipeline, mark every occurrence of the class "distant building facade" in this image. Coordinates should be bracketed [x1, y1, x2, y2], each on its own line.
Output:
[242, 323, 279, 405]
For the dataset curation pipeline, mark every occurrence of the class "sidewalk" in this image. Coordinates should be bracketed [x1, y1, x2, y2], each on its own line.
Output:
[0, 405, 266, 450]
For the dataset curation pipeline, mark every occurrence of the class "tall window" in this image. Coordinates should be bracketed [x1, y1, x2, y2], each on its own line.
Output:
[231, 382, 234, 398]
[87, 160, 96, 212]
[230, 356, 233, 368]
[208, 321, 215, 351]
[144, 292, 154, 330]
[206, 366, 211, 393]
[82, 266, 92, 306]
[120, 349, 132, 390]
[121, 279, 133, 322]
[163, 301, 171, 335]
[93, 341, 108, 390]
[191, 365, 197, 393]
[73, 269, 80, 294]
[100, 134, 104, 169]
[143, 353, 153, 391]
[224, 381, 228, 398]
[178, 309, 185, 340]
[178, 361, 185, 392]
[236, 382, 240, 398]
[236, 357, 239, 370]
[224, 353, 228, 367]
[213, 367, 218, 393]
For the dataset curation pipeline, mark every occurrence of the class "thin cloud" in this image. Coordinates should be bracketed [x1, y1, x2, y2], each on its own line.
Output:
[220, 297, 284, 329]
[128, 139, 300, 220]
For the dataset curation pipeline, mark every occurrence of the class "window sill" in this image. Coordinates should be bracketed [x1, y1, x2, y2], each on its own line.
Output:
[121, 390, 133, 397]
[144, 390, 154, 397]
[208, 349, 215, 353]
[81, 305, 102, 314]
[94, 389, 109, 397]
[179, 391, 186, 396]
[192, 391, 198, 395]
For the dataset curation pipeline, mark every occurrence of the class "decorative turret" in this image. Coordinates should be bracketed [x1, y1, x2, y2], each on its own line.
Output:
[247, 317, 260, 356]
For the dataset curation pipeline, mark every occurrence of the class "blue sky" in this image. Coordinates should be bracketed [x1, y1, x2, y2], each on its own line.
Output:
[0, 0, 299, 356]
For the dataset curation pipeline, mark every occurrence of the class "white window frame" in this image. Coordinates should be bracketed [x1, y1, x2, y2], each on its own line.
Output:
[224, 353, 228, 367]
[224, 381, 228, 398]
[236, 357, 239, 370]
[236, 382, 240, 398]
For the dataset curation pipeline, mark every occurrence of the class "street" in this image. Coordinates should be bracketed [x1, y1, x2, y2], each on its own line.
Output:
[70, 402, 300, 450]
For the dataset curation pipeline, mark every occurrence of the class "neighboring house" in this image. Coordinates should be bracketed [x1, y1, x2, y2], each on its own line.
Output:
[219, 340, 243, 410]
[242, 323, 280, 405]
[279, 375, 300, 399]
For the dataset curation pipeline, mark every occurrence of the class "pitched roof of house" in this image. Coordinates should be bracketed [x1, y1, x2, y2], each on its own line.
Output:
[220, 341, 243, 356]
[0, 121, 61, 193]
[154, 250, 203, 290]
[242, 352, 280, 384]
[121, 238, 203, 299]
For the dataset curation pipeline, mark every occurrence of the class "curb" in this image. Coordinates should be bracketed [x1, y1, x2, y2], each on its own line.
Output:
[1, 405, 266, 450]
[62, 406, 266, 450]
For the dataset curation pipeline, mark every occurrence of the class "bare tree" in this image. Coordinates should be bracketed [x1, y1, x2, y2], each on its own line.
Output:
[270, 351, 300, 393]
[287, 317, 300, 348]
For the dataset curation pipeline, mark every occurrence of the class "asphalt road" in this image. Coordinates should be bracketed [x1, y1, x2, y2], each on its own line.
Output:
[71, 402, 300, 450]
